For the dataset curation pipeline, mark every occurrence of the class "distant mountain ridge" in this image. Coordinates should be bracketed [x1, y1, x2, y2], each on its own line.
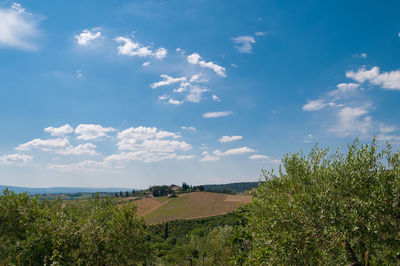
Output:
[0, 185, 136, 195]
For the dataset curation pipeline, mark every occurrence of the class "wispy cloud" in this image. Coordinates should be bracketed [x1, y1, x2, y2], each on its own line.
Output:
[232, 36, 256, 54]
[181, 126, 196, 132]
[328, 105, 372, 137]
[187, 53, 226, 77]
[203, 111, 233, 118]
[303, 99, 332, 111]
[249, 154, 269, 160]
[200, 151, 220, 162]
[212, 95, 221, 102]
[0, 153, 33, 165]
[218, 136, 242, 143]
[0, 3, 41, 50]
[150, 74, 186, 89]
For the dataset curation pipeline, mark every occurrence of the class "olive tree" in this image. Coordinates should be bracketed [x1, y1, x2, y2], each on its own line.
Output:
[243, 139, 400, 265]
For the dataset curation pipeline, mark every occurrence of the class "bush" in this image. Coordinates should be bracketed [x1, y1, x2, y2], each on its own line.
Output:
[0, 191, 152, 265]
[242, 139, 400, 264]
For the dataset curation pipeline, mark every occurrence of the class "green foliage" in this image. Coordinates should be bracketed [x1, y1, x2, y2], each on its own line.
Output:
[0, 190, 151, 265]
[149, 185, 173, 197]
[203, 182, 260, 194]
[242, 139, 400, 265]
[148, 213, 241, 264]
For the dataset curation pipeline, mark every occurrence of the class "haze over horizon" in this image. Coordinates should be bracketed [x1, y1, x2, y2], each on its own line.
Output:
[1, 0, 400, 188]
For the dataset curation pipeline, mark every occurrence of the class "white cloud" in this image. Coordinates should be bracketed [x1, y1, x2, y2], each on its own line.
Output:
[0, 153, 33, 165]
[105, 150, 177, 163]
[190, 74, 201, 82]
[117, 127, 179, 145]
[57, 143, 98, 156]
[15, 137, 98, 155]
[371, 70, 400, 90]
[302, 99, 328, 111]
[186, 86, 208, 103]
[255, 31, 267, 36]
[48, 160, 108, 172]
[154, 47, 167, 59]
[110, 126, 191, 163]
[76, 70, 83, 78]
[151, 73, 210, 104]
[150, 74, 186, 89]
[142, 61, 150, 67]
[75, 124, 116, 140]
[0, 2, 40, 50]
[75, 28, 101, 46]
[249, 154, 269, 160]
[346, 66, 380, 83]
[328, 105, 372, 137]
[203, 111, 233, 118]
[347, 66, 400, 90]
[232, 36, 256, 54]
[115, 36, 167, 59]
[158, 95, 168, 100]
[44, 124, 73, 136]
[213, 147, 255, 156]
[187, 53, 201, 64]
[376, 134, 400, 142]
[174, 87, 186, 93]
[379, 124, 397, 134]
[200, 151, 220, 162]
[218, 135, 243, 143]
[168, 98, 183, 105]
[212, 95, 221, 102]
[176, 155, 195, 160]
[187, 53, 226, 77]
[353, 53, 368, 59]
[329, 83, 359, 97]
[16, 138, 70, 152]
[181, 126, 196, 132]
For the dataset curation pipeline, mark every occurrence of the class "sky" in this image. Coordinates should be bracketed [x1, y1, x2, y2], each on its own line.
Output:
[1, 0, 400, 188]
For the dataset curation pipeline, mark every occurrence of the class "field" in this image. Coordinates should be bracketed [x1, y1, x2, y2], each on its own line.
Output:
[135, 192, 252, 224]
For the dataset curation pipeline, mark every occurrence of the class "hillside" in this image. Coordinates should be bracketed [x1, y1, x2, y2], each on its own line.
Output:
[136, 192, 252, 224]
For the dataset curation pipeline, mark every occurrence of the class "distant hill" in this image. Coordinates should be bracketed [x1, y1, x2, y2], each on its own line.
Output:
[0, 185, 136, 195]
[203, 181, 261, 193]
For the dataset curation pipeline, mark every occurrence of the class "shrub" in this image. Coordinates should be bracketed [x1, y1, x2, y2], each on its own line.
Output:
[243, 139, 400, 265]
[0, 191, 151, 265]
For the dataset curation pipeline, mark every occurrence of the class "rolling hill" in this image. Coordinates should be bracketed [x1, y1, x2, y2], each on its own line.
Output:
[135, 192, 252, 224]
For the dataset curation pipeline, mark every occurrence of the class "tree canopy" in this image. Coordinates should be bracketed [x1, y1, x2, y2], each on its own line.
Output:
[241, 139, 400, 264]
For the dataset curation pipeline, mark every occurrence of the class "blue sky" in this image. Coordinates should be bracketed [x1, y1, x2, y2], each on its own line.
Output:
[1, 0, 400, 188]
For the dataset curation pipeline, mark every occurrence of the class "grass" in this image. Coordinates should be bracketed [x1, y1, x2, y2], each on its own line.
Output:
[141, 192, 252, 224]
